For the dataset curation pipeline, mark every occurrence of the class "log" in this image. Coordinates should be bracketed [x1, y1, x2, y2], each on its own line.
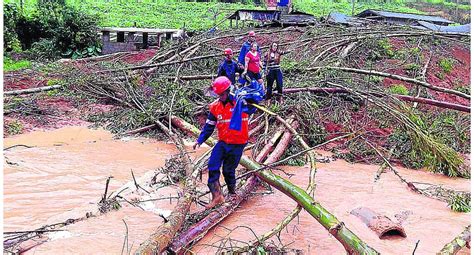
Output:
[438, 225, 471, 255]
[167, 118, 296, 254]
[255, 119, 293, 162]
[282, 87, 470, 113]
[134, 120, 195, 255]
[4, 85, 62, 96]
[350, 207, 407, 239]
[169, 116, 379, 254]
[307, 66, 470, 100]
[123, 124, 157, 135]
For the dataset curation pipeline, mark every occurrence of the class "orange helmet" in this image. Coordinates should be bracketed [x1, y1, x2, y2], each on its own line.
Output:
[224, 48, 233, 55]
[212, 76, 232, 95]
[248, 31, 255, 36]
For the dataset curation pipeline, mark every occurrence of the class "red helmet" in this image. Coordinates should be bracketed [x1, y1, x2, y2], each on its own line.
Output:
[224, 48, 233, 55]
[212, 76, 231, 95]
[248, 31, 255, 37]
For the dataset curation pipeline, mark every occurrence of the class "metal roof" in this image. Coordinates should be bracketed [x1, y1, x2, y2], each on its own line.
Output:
[417, 21, 470, 33]
[228, 9, 281, 20]
[357, 9, 453, 24]
[327, 12, 368, 26]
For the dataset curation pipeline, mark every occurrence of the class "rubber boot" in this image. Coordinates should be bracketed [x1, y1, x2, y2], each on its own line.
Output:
[227, 184, 236, 195]
[205, 181, 225, 209]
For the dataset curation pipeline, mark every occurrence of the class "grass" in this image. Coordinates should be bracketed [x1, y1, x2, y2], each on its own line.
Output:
[389, 84, 409, 95]
[292, 0, 425, 17]
[3, 56, 31, 72]
[4, 0, 260, 30]
[439, 58, 455, 73]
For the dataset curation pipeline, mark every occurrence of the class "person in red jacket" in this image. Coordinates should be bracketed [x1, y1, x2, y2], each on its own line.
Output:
[194, 76, 256, 209]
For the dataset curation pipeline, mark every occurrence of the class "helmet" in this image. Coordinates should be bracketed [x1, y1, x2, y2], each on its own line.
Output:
[212, 76, 232, 95]
[248, 31, 255, 37]
[224, 48, 233, 55]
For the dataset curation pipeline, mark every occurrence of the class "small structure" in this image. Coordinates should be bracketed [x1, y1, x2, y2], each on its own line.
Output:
[228, 9, 315, 27]
[100, 27, 183, 54]
[356, 9, 454, 26]
[228, 9, 281, 28]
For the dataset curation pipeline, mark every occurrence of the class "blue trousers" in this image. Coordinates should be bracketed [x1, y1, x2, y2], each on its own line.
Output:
[208, 141, 246, 188]
[266, 69, 283, 99]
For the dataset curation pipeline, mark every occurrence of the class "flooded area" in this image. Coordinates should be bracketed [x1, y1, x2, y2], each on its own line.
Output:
[4, 126, 470, 254]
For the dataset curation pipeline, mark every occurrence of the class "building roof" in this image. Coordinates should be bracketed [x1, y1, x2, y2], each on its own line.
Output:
[228, 9, 280, 20]
[356, 9, 454, 24]
[417, 21, 470, 33]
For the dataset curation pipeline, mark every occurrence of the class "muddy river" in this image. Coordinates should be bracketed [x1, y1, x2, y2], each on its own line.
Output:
[3, 126, 470, 254]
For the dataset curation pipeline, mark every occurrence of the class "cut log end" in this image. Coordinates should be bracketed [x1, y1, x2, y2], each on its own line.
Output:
[351, 207, 407, 239]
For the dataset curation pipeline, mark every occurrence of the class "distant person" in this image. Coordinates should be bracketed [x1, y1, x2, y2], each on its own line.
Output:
[238, 31, 260, 85]
[263, 42, 286, 102]
[242, 42, 264, 86]
[217, 48, 241, 85]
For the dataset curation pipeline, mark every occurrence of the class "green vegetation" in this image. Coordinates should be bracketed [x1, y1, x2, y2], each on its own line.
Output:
[389, 84, 409, 95]
[293, 0, 424, 17]
[4, 2, 101, 60]
[3, 56, 31, 71]
[439, 58, 455, 73]
[6, 120, 23, 135]
[448, 193, 470, 212]
[4, 0, 260, 31]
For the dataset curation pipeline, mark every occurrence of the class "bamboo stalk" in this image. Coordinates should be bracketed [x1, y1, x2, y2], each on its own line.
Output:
[438, 225, 471, 255]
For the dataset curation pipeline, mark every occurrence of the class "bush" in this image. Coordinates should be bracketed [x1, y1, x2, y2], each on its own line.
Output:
[389, 84, 409, 95]
[439, 58, 455, 73]
[27, 39, 59, 61]
[4, 2, 101, 60]
[3, 3, 22, 52]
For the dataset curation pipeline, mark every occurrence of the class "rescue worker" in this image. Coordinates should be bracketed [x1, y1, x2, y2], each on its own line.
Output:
[242, 42, 264, 85]
[263, 42, 286, 102]
[217, 48, 240, 85]
[238, 31, 260, 85]
[193, 76, 256, 209]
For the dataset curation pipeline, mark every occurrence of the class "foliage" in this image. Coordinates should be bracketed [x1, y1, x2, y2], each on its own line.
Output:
[389, 84, 409, 95]
[4, 2, 101, 59]
[439, 58, 454, 73]
[4, 3, 22, 52]
[448, 193, 470, 212]
[27, 39, 60, 61]
[3, 56, 32, 72]
[6, 120, 24, 135]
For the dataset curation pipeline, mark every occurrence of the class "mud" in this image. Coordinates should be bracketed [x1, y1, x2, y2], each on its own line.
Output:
[4, 127, 470, 254]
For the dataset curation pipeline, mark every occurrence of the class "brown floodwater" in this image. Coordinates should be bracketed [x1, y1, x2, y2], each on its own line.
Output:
[3, 127, 470, 254]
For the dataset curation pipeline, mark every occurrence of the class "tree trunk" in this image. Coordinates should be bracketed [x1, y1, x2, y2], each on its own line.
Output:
[438, 225, 471, 255]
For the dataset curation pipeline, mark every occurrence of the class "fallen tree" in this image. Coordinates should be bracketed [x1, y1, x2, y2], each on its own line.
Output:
[306, 66, 470, 100]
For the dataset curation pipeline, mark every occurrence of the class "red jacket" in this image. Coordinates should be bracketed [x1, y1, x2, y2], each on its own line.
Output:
[209, 99, 249, 144]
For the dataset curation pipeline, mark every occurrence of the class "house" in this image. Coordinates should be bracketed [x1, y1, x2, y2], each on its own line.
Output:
[356, 9, 454, 26]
